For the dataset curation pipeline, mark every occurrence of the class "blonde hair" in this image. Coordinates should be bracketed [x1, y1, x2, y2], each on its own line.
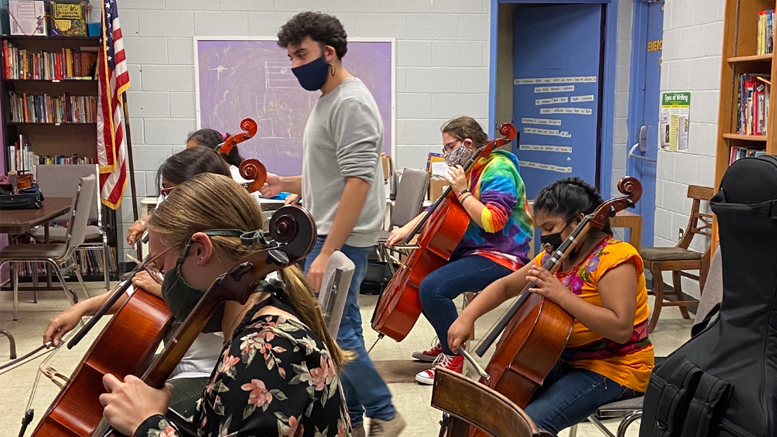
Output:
[441, 116, 488, 147]
[148, 173, 348, 369]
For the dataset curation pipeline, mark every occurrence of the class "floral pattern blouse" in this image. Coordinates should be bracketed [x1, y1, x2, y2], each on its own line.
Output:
[135, 314, 352, 437]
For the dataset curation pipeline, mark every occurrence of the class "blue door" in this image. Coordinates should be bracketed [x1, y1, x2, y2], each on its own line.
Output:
[512, 4, 604, 200]
[627, 1, 663, 248]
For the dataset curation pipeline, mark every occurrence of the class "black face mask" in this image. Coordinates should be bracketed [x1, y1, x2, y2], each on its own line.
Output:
[540, 223, 570, 254]
[160, 229, 268, 333]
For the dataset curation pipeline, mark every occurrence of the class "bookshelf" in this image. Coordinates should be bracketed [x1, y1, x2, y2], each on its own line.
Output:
[1, 34, 118, 282]
[713, 0, 777, 250]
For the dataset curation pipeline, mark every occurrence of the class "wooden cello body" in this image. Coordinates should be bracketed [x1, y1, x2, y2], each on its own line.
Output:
[469, 177, 643, 436]
[31, 290, 173, 437]
[371, 124, 517, 341]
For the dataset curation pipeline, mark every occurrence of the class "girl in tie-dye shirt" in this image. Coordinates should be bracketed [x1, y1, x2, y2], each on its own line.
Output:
[386, 116, 532, 385]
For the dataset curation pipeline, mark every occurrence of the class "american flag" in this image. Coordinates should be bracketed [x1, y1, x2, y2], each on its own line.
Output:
[97, 0, 130, 209]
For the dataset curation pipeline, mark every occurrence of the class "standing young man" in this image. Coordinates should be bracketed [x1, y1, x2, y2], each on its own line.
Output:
[262, 12, 405, 437]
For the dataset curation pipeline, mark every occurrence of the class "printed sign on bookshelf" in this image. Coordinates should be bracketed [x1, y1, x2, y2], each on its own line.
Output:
[660, 92, 691, 152]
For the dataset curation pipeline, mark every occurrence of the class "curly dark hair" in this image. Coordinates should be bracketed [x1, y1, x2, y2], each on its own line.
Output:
[533, 177, 612, 234]
[277, 11, 348, 60]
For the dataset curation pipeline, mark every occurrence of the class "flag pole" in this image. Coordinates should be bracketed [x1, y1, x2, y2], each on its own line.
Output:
[121, 92, 141, 258]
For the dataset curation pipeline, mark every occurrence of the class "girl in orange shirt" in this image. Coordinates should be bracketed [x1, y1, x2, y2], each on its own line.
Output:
[449, 177, 654, 436]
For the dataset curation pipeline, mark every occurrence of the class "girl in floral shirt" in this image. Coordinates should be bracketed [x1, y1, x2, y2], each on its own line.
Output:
[98, 173, 352, 437]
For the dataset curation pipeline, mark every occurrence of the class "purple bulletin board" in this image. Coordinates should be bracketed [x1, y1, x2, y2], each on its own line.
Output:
[195, 38, 395, 176]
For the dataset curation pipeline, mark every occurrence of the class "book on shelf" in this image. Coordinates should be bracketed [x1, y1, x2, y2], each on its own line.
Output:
[50, 1, 88, 37]
[8, 91, 97, 123]
[729, 146, 767, 165]
[758, 9, 775, 55]
[2, 40, 97, 80]
[5, 139, 95, 175]
[737, 73, 771, 136]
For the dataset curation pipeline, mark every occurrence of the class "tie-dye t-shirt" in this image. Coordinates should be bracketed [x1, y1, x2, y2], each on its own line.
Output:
[453, 150, 533, 270]
[533, 237, 654, 392]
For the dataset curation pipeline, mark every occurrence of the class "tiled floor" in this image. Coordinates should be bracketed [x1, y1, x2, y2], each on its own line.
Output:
[0, 281, 693, 437]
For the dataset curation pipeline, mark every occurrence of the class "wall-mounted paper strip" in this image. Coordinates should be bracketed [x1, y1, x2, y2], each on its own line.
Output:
[515, 76, 597, 85]
[524, 127, 572, 138]
[534, 85, 575, 93]
[521, 118, 562, 126]
[535, 97, 569, 106]
[570, 95, 595, 102]
[540, 107, 593, 115]
[520, 144, 573, 153]
[519, 160, 573, 173]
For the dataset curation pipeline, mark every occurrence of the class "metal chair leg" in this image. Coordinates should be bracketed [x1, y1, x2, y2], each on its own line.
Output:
[12, 262, 19, 321]
[568, 424, 578, 437]
[70, 254, 91, 300]
[101, 243, 111, 290]
[587, 415, 616, 437]
[48, 261, 77, 307]
[0, 328, 16, 359]
[30, 262, 38, 302]
[616, 410, 642, 437]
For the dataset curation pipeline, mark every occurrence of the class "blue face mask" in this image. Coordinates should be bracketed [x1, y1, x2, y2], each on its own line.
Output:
[292, 55, 330, 91]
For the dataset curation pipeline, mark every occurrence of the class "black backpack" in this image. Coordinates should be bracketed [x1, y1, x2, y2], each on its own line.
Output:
[640, 156, 777, 437]
[360, 260, 392, 295]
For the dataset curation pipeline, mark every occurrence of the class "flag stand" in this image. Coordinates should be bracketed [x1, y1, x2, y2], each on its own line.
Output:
[121, 92, 142, 259]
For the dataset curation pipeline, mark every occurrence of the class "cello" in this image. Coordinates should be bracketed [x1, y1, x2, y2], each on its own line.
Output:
[29, 206, 316, 437]
[371, 124, 517, 342]
[453, 177, 641, 436]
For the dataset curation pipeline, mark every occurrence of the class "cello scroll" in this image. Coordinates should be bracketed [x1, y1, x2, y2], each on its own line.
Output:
[218, 118, 268, 192]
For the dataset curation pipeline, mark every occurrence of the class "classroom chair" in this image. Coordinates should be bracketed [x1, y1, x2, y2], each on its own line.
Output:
[639, 185, 715, 333]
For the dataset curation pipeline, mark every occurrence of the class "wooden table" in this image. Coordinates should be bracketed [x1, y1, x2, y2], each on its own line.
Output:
[0, 197, 71, 359]
[0, 197, 72, 289]
[610, 210, 643, 253]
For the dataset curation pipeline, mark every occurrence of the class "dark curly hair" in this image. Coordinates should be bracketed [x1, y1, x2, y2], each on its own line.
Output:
[277, 11, 348, 60]
[187, 128, 244, 168]
[533, 177, 612, 235]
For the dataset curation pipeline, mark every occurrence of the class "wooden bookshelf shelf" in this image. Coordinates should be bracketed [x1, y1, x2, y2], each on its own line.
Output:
[722, 133, 769, 141]
[0, 35, 99, 41]
[3, 79, 96, 82]
[728, 53, 773, 63]
[713, 0, 777, 252]
[8, 122, 96, 125]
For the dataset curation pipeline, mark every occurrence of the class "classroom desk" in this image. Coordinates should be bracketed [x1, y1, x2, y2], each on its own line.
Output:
[0, 196, 72, 359]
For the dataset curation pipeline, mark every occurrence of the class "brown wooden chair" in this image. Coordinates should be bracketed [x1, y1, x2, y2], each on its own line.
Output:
[431, 368, 552, 437]
[640, 185, 715, 333]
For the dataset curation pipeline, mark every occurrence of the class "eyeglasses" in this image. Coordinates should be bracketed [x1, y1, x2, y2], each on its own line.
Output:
[160, 186, 176, 196]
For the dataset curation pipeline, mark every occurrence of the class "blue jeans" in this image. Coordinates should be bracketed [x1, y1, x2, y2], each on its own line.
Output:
[524, 361, 642, 436]
[419, 255, 513, 355]
[306, 237, 395, 427]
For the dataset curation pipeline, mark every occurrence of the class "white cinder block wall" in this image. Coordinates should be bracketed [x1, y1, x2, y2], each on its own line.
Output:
[654, 0, 725, 298]
[116, 0, 492, 254]
[113, 0, 638, 258]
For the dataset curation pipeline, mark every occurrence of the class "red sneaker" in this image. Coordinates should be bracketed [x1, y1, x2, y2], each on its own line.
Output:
[411, 340, 443, 362]
[415, 352, 465, 385]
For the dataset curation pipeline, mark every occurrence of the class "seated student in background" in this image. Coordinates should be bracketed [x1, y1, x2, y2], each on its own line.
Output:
[100, 173, 352, 437]
[448, 177, 654, 437]
[127, 129, 260, 248]
[186, 128, 252, 185]
[45, 147, 231, 416]
[386, 116, 533, 385]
